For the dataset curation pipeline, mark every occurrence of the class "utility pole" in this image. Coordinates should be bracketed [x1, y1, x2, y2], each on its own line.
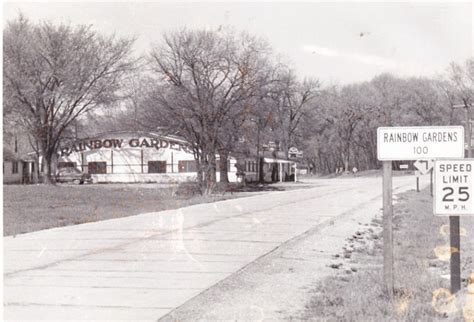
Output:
[256, 124, 260, 182]
[466, 103, 473, 157]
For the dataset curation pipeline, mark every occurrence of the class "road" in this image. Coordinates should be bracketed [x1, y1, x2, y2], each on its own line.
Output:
[4, 175, 428, 320]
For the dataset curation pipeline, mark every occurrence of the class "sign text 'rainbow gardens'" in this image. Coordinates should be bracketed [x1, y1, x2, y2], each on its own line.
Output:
[60, 137, 193, 157]
[377, 126, 465, 161]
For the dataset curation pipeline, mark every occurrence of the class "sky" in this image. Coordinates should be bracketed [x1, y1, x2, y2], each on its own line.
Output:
[3, 1, 473, 84]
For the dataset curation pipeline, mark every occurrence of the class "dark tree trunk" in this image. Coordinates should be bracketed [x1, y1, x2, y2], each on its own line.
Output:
[259, 157, 265, 183]
[203, 150, 217, 194]
[207, 152, 217, 183]
[218, 150, 229, 185]
[43, 151, 55, 184]
[196, 165, 204, 195]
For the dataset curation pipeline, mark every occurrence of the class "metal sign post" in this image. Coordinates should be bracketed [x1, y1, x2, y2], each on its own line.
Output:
[450, 216, 461, 293]
[415, 171, 420, 192]
[430, 168, 433, 197]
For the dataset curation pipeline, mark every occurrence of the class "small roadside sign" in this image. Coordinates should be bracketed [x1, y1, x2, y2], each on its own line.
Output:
[434, 159, 474, 216]
[288, 147, 303, 159]
[414, 159, 434, 175]
[377, 126, 464, 160]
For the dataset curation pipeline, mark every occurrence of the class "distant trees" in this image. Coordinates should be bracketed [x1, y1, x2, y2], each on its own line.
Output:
[300, 68, 470, 175]
[303, 82, 376, 173]
[3, 15, 136, 182]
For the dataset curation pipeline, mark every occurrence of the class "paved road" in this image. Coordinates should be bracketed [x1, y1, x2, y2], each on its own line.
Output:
[4, 175, 427, 320]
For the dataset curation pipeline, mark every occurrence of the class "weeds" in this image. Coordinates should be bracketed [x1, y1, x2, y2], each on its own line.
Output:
[303, 188, 473, 321]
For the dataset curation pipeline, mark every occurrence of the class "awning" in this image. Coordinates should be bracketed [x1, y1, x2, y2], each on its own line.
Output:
[263, 157, 294, 164]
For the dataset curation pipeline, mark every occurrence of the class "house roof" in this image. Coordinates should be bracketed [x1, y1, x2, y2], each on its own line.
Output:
[3, 147, 35, 162]
[3, 148, 17, 161]
[263, 157, 295, 164]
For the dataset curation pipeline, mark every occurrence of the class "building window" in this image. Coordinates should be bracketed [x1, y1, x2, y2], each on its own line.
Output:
[148, 161, 167, 173]
[216, 160, 232, 172]
[246, 161, 256, 172]
[12, 161, 19, 174]
[178, 160, 197, 173]
[88, 162, 107, 174]
[58, 162, 76, 169]
[31, 162, 35, 173]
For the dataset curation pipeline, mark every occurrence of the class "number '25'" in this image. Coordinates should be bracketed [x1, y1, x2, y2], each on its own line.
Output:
[442, 187, 470, 202]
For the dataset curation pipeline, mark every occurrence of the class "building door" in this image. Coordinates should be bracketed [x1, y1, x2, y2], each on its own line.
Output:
[22, 162, 30, 184]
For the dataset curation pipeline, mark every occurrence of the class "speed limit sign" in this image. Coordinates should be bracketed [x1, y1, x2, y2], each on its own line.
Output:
[434, 159, 474, 216]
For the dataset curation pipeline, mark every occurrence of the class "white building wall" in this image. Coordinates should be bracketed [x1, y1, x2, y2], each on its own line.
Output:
[57, 133, 239, 183]
[3, 161, 23, 184]
[111, 149, 143, 174]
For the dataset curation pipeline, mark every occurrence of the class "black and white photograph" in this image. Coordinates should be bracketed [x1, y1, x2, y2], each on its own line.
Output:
[2, 1, 474, 320]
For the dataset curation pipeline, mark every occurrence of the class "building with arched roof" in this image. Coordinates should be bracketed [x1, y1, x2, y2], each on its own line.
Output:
[3, 130, 297, 184]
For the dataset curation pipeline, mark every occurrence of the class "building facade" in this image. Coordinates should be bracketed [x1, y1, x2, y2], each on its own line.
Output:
[3, 134, 38, 184]
[3, 130, 297, 184]
[57, 131, 241, 183]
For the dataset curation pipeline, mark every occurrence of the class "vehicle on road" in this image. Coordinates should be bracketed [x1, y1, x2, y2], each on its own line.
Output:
[55, 167, 92, 184]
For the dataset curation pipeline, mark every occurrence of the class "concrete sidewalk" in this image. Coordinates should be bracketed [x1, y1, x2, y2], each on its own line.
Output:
[4, 176, 426, 320]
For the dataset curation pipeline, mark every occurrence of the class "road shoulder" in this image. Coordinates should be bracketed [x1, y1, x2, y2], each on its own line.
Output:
[159, 191, 387, 321]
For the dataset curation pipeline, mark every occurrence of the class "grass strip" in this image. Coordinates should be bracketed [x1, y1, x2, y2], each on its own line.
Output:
[303, 187, 474, 321]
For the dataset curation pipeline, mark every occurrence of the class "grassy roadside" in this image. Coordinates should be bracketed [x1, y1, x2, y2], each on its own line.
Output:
[303, 187, 474, 321]
[3, 182, 292, 237]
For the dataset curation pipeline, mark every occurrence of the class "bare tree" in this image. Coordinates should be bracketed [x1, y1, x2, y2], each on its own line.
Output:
[402, 77, 452, 125]
[3, 15, 136, 183]
[148, 28, 272, 192]
[266, 70, 320, 156]
[447, 59, 474, 106]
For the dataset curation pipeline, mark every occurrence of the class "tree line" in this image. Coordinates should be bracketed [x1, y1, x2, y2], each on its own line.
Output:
[3, 15, 473, 191]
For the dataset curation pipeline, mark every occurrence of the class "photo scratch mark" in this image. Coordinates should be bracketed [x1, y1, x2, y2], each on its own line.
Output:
[37, 247, 47, 258]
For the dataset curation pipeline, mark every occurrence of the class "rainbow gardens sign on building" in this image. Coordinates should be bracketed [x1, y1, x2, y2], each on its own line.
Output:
[60, 136, 193, 157]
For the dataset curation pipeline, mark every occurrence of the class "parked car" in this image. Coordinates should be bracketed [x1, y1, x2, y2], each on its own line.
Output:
[55, 167, 92, 184]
